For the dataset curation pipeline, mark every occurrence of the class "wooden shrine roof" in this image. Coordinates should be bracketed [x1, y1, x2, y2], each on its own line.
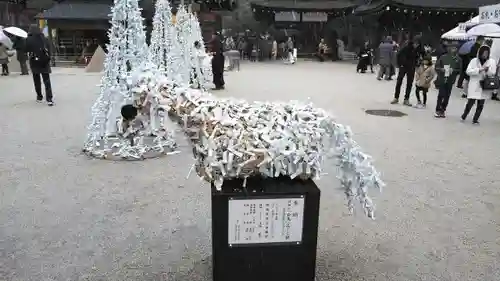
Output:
[35, 0, 154, 20]
[36, 2, 112, 20]
[355, 0, 500, 15]
[252, 0, 360, 11]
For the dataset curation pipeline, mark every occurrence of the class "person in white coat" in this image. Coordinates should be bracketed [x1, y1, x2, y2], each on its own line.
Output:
[461, 45, 497, 124]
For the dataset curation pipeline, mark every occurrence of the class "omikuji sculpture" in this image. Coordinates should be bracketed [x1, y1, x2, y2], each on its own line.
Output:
[83, 0, 383, 217]
[126, 74, 383, 218]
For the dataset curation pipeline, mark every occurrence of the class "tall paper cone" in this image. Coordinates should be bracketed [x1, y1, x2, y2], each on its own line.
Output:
[85, 46, 105, 73]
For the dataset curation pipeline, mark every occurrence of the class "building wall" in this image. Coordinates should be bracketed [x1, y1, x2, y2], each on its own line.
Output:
[1, 0, 54, 28]
[219, 0, 263, 31]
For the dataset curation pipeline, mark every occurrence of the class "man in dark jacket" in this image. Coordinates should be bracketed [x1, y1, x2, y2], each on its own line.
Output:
[377, 36, 394, 80]
[12, 37, 28, 75]
[391, 36, 425, 106]
[25, 24, 53, 106]
[434, 43, 462, 118]
[210, 32, 225, 90]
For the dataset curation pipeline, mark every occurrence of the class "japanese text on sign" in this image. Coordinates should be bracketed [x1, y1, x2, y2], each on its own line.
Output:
[228, 197, 305, 245]
[479, 4, 500, 24]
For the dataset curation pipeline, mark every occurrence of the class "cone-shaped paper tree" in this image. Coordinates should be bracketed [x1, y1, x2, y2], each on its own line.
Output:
[83, 0, 157, 159]
[173, 6, 192, 85]
[188, 13, 211, 90]
[149, 0, 175, 73]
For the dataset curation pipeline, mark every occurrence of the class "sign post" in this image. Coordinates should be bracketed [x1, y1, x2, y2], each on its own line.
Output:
[211, 176, 320, 281]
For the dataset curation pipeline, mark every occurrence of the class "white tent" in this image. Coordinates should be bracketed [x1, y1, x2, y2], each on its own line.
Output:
[441, 16, 480, 41]
[441, 26, 475, 41]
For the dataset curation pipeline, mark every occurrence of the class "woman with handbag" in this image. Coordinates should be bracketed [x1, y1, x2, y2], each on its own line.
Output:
[461, 45, 497, 124]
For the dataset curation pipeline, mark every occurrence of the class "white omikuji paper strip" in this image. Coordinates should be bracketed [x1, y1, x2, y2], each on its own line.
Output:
[129, 69, 383, 219]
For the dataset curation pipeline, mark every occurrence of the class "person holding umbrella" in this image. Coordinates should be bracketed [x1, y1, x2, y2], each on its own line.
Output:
[457, 40, 474, 89]
[25, 24, 53, 106]
[12, 36, 28, 75]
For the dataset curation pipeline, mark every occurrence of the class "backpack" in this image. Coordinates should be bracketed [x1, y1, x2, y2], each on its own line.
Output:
[30, 37, 50, 66]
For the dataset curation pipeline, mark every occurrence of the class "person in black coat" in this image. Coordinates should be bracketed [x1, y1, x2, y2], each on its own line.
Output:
[12, 36, 29, 75]
[209, 33, 225, 90]
[356, 41, 372, 73]
[391, 36, 425, 106]
[25, 24, 53, 106]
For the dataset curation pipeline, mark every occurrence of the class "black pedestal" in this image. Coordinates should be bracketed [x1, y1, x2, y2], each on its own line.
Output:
[211, 176, 321, 281]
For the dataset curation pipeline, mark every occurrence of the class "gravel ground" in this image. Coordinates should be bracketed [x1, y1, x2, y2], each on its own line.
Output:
[1, 62, 499, 281]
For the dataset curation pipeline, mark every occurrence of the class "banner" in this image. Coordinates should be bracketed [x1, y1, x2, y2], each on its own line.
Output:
[479, 4, 500, 24]
[301, 12, 327, 22]
[274, 11, 299, 22]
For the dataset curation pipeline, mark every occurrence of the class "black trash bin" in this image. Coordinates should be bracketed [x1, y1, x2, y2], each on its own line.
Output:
[211, 176, 321, 281]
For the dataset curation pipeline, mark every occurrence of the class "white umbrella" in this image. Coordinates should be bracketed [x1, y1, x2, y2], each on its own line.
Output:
[0, 27, 13, 48]
[467, 23, 500, 36]
[3, 26, 28, 38]
[485, 32, 500, 38]
[441, 26, 476, 41]
[464, 16, 480, 28]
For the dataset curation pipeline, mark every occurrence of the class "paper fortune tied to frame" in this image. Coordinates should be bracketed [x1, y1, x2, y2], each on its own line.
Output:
[144, 73, 384, 219]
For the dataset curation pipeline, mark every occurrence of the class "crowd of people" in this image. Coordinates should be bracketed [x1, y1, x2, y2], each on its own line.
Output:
[221, 34, 299, 66]
[364, 34, 499, 124]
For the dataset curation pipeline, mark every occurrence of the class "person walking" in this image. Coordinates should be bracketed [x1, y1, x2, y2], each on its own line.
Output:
[434, 43, 462, 118]
[271, 38, 277, 60]
[286, 37, 295, 64]
[377, 36, 394, 80]
[337, 38, 345, 60]
[317, 38, 328, 62]
[12, 37, 28, 75]
[460, 36, 485, 98]
[25, 24, 53, 106]
[356, 41, 371, 73]
[389, 42, 398, 80]
[461, 45, 497, 124]
[491, 58, 500, 101]
[390, 36, 425, 106]
[414, 56, 435, 108]
[237, 38, 246, 60]
[0, 42, 10, 76]
[209, 33, 225, 90]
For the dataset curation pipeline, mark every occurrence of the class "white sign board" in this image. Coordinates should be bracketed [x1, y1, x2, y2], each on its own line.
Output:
[302, 12, 328, 22]
[275, 11, 300, 22]
[228, 197, 305, 245]
[479, 4, 500, 24]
